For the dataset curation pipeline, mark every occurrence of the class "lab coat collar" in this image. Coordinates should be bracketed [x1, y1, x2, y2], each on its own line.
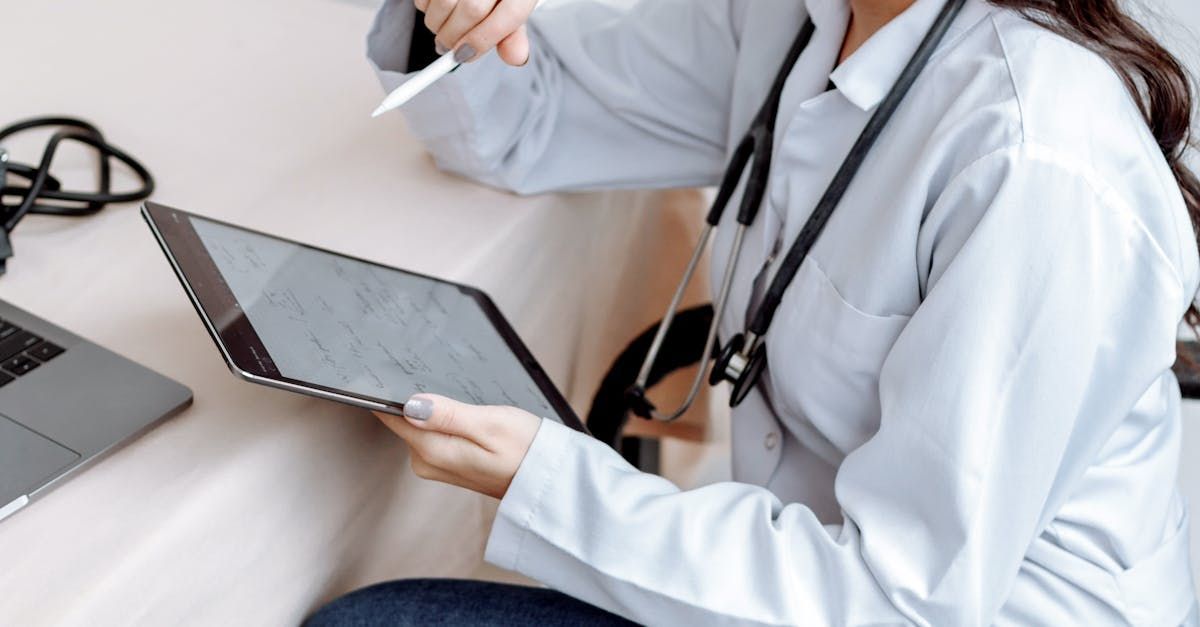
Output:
[804, 0, 851, 37]
[824, 0, 997, 112]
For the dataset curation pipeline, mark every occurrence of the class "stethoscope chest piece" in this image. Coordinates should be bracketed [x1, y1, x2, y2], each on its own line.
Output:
[710, 333, 767, 407]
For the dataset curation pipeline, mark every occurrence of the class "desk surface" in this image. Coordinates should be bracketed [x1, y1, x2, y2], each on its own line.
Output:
[0, 0, 705, 623]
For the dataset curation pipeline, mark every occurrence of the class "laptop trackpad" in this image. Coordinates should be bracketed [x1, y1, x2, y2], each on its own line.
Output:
[0, 414, 79, 507]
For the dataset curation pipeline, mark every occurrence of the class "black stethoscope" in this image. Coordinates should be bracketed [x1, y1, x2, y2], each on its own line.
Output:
[626, 0, 967, 421]
[0, 116, 155, 274]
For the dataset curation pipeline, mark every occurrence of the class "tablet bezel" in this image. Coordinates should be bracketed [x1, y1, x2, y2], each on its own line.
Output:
[142, 201, 585, 433]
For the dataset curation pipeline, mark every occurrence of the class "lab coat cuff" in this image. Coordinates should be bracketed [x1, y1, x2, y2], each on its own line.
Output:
[484, 417, 574, 571]
[366, 0, 416, 74]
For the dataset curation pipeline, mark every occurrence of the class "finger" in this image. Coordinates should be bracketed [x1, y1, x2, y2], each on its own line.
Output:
[460, 1, 531, 64]
[435, 0, 495, 55]
[377, 410, 461, 460]
[375, 410, 423, 442]
[400, 394, 514, 449]
[409, 450, 484, 491]
[413, 0, 430, 13]
[376, 409, 458, 454]
[423, 0, 457, 38]
[412, 451, 498, 496]
[382, 405, 494, 465]
[377, 410, 499, 490]
[409, 450, 450, 481]
[493, 24, 530, 66]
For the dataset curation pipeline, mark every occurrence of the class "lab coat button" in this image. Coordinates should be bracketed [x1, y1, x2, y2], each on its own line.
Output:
[764, 432, 779, 450]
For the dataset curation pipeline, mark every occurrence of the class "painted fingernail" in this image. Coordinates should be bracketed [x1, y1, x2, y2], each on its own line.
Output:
[454, 44, 476, 64]
[404, 397, 433, 421]
[435, 42, 449, 55]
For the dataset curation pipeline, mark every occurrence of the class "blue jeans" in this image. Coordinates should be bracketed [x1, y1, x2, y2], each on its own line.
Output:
[305, 578, 637, 626]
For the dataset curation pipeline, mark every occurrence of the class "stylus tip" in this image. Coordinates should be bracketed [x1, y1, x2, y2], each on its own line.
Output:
[371, 104, 388, 118]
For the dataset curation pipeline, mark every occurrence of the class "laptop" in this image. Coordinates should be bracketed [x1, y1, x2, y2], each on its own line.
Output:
[0, 300, 192, 523]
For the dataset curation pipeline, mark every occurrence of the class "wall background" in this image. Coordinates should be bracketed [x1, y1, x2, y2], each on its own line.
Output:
[1161, 0, 1200, 56]
[1150, 0, 1200, 598]
[1157, 0, 1199, 175]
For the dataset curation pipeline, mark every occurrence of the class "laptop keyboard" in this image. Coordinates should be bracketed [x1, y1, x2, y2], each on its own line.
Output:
[0, 320, 65, 387]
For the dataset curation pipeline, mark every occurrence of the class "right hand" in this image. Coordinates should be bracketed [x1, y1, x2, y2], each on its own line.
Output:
[414, 0, 537, 67]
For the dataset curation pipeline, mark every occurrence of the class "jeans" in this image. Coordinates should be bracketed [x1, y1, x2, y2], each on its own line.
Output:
[305, 578, 637, 626]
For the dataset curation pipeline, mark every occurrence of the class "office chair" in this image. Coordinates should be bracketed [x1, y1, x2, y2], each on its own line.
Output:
[587, 304, 714, 470]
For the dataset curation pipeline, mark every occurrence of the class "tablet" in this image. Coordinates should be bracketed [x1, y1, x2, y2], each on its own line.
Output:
[142, 202, 584, 432]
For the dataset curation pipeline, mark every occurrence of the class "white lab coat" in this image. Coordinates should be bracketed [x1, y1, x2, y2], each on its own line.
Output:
[367, 0, 1200, 624]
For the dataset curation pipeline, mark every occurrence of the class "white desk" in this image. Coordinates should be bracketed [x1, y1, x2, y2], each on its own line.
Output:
[0, 0, 706, 623]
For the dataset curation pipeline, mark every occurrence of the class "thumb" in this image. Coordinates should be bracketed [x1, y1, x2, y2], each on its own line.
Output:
[402, 393, 505, 443]
[496, 25, 530, 67]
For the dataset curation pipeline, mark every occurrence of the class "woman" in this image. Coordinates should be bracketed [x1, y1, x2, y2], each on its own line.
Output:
[311, 0, 1200, 624]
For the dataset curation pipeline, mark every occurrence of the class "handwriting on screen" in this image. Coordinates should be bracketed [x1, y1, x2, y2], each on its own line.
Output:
[190, 218, 557, 419]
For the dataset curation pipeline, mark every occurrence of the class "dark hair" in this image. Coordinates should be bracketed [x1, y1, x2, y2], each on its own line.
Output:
[989, 0, 1200, 326]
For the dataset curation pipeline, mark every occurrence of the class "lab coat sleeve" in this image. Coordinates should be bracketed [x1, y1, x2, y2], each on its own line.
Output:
[366, 0, 744, 194]
[484, 142, 1190, 625]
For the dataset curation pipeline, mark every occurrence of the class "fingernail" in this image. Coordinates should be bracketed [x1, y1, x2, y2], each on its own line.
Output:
[454, 44, 476, 64]
[404, 397, 433, 421]
[435, 42, 449, 55]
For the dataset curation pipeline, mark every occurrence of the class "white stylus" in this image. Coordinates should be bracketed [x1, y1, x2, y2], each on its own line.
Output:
[371, 51, 461, 117]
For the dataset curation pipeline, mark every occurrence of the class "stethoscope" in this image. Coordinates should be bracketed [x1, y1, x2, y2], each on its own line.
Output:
[626, 0, 967, 421]
[0, 116, 155, 274]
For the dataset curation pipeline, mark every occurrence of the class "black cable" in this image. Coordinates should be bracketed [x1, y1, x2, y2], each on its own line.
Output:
[0, 116, 154, 273]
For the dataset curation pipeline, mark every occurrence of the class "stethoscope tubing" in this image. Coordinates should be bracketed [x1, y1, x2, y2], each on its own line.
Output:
[628, 0, 968, 421]
[632, 222, 748, 422]
[746, 0, 967, 337]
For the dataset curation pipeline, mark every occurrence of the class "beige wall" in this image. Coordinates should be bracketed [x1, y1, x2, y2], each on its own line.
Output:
[1152, 0, 1200, 597]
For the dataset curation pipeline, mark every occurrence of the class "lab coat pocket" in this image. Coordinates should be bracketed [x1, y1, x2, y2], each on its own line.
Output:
[766, 259, 911, 455]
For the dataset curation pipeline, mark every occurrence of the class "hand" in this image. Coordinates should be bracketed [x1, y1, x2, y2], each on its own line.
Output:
[413, 0, 537, 67]
[374, 394, 542, 499]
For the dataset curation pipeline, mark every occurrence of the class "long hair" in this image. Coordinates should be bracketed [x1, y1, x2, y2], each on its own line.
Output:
[989, 0, 1200, 325]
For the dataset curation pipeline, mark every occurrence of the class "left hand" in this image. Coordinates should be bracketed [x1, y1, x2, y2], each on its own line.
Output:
[374, 394, 541, 499]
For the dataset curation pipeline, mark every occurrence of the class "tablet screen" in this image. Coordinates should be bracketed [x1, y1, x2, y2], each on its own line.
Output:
[186, 215, 561, 420]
